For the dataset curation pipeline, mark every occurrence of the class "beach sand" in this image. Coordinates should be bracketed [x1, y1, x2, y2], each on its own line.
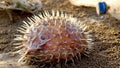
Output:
[0, 0, 119, 68]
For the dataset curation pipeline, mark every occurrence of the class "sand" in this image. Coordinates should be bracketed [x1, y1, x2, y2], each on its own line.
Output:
[0, 0, 119, 68]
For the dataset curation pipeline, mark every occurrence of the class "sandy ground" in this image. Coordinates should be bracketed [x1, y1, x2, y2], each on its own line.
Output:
[0, 0, 119, 68]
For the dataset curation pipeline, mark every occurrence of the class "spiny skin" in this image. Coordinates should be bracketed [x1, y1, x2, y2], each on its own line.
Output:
[14, 11, 93, 66]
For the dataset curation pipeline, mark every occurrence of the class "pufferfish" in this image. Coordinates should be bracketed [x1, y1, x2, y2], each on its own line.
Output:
[14, 10, 93, 67]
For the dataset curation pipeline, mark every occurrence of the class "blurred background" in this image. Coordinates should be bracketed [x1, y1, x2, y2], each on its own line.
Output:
[0, 0, 119, 68]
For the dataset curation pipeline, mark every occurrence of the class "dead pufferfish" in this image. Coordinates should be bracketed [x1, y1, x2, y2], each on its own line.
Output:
[14, 11, 93, 66]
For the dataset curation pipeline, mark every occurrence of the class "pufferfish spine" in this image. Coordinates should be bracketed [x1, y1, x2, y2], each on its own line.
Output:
[14, 10, 93, 67]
